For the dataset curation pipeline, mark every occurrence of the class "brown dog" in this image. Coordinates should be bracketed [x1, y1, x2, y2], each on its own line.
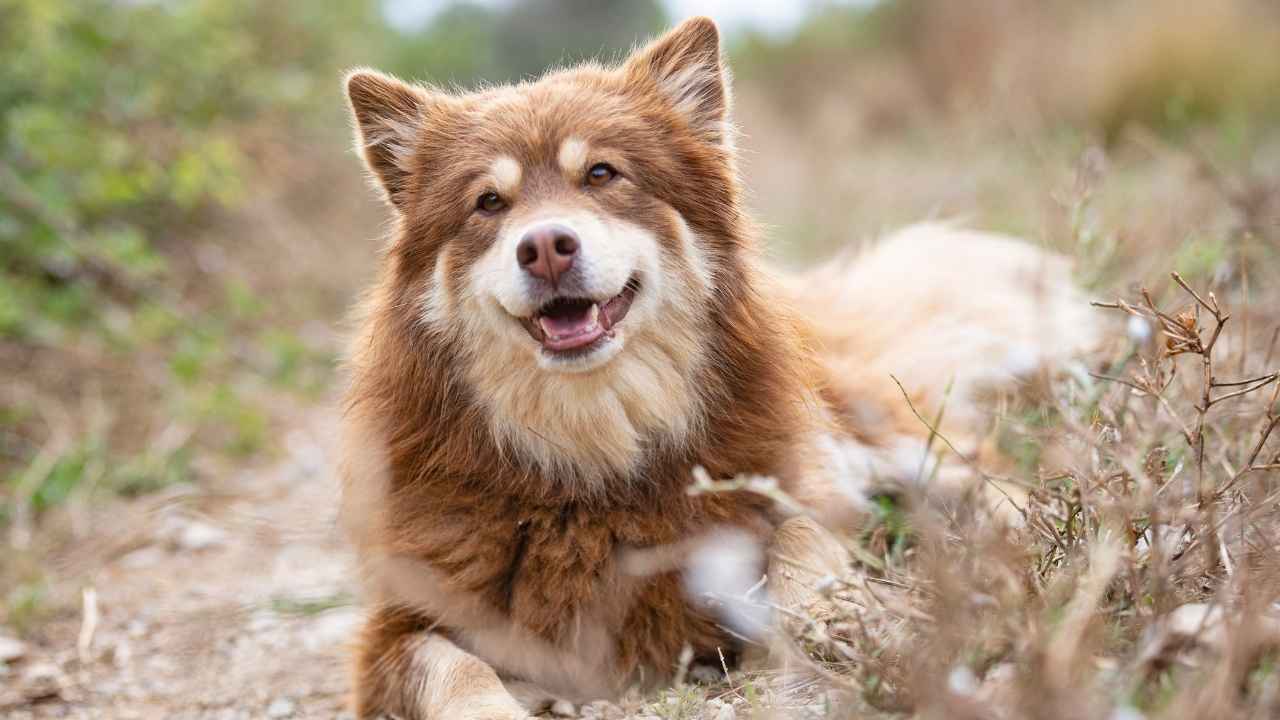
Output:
[339, 17, 1097, 719]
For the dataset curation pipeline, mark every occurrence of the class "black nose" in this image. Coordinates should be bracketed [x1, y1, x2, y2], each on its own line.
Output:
[517, 224, 579, 287]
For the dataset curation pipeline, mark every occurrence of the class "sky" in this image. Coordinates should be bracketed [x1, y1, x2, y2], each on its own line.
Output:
[382, 0, 872, 37]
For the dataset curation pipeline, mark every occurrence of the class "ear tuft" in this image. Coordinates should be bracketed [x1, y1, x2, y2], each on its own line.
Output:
[345, 69, 429, 209]
[625, 17, 730, 145]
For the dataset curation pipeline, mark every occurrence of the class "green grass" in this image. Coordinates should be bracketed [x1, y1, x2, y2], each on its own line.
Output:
[268, 592, 355, 617]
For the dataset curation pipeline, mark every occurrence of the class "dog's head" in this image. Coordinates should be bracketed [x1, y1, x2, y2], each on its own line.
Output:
[346, 18, 748, 483]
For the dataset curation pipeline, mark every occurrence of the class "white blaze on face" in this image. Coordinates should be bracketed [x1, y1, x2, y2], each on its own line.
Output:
[557, 137, 588, 174]
[418, 252, 453, 330]
[491, 155, 522, 196]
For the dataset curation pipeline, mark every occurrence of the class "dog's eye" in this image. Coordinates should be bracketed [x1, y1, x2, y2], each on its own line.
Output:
[586, 163, 617, 187]
[476, 191, 506, 213]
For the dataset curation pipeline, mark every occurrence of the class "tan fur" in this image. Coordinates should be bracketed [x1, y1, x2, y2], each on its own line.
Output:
[339, 17, 1097, 720]
[404, 634, 527, 718]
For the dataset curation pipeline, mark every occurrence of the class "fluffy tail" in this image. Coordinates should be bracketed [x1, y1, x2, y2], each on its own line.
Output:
[784, 223, 1101, 504]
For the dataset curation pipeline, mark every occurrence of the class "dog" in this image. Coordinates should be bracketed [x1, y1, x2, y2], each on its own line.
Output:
[338, 17, 1098, 719]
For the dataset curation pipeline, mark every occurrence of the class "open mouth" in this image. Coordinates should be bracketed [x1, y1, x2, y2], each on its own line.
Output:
[521, 278, 640, 354]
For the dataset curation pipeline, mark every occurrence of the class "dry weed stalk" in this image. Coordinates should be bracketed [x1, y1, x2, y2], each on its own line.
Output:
[1093, 272, 1279, 572]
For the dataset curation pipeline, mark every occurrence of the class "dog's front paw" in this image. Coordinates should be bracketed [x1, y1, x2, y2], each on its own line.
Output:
[438, 696, 534, 720]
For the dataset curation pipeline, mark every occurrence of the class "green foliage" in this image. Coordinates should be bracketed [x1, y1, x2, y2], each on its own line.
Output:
[0, 0, 379, 344]
[870, 493, 912, 559]
[199, 384, 269, 456]
[3, 580, 50, 634]
[730, 1, 890, 83]
[113, 444, 193, 497]
[1174, 234, 1229, 282]
[0, 0, 384, 519]
[3, 430, 195, 518]
[27, 440, 99, 514]
[383, 0, 667, 86]
[997, 406, 1060, 477]
[269, 592, 354, 617]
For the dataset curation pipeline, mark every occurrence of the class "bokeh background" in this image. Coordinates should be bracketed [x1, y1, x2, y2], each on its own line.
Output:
[2, 1, 1279, 717]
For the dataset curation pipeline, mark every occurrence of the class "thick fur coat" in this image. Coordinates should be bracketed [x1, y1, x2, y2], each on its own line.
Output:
[338, 17, 1097, 719]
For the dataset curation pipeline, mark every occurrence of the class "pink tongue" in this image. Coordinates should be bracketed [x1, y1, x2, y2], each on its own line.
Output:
[541, 308, 594, 338]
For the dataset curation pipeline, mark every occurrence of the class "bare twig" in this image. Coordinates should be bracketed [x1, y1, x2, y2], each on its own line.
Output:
[77, 587, 99, 667]
[1264, 325, 1280, 371]
[1206, 374, 1278, 409]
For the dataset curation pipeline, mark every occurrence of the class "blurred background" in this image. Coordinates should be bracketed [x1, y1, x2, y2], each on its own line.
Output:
[2, 0, 1279, 715]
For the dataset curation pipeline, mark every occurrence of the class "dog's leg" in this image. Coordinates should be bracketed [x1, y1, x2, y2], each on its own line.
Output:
[742, 514, 854, 671]
[766, 515, 850, 621]
[353, 606, 530, 720]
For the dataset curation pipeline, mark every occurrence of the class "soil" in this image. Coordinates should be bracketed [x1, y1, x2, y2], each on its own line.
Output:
[1, 410, 362, 719]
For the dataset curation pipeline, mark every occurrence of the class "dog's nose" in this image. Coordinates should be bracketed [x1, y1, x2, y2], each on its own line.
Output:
[516, 224, 578, 287]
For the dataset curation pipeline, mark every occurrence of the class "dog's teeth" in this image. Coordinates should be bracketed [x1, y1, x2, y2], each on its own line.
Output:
[538, 316, 554, 337]
[588, 304, 600, 327]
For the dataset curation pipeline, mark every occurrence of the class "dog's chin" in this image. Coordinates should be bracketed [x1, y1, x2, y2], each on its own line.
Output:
[533, 332, 626, 373]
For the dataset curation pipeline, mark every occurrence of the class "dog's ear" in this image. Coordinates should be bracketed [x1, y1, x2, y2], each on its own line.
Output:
[624, 17, 731, 146]
[345, 69, 441, 209]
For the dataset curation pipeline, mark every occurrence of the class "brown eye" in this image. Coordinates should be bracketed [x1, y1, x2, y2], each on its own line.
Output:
[586, 162, 617, 187]
[477, 191, 506, 213]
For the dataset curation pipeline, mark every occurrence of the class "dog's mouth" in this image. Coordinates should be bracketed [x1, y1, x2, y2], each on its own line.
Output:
[521, 278, 640, 354]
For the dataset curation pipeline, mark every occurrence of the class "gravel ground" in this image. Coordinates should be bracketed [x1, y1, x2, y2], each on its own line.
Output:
[1, 413, 363, 719]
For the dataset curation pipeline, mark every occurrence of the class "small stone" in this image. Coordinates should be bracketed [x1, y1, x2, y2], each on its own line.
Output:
[266, 697, 296, 718]
[176, 520, 227, 551]
[689, 663, 721, 684]
[120, 546, 164, 568]
[549, 699, 576, 717]
[302, 608, 362, 651]
[21, 662, 64, 701]
[583, 700, 625, 720]
[108, 638, 133, 668]
[0, 635, 26, 662]
[715, 704, 737, 720]
[948, 665, 978, 696]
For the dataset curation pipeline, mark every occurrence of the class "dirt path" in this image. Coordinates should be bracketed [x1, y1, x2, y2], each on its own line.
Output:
[2, 410, 363, 719]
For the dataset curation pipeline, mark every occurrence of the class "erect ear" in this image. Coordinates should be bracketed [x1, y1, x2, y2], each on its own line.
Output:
[624, 16, 731, 146]
[345, 69, 433, 209]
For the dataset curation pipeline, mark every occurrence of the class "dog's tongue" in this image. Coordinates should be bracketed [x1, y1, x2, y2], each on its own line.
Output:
[540, 305, 595, 338]
[537, 303, 603, 350]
